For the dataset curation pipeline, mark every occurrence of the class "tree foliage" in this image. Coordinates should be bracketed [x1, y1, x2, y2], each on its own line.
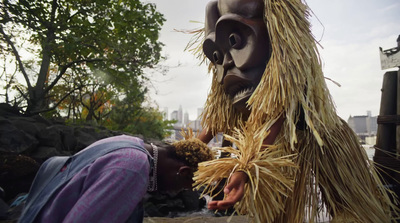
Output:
[0, 0, 173, 139]
[106, 101, 175, 140]
[1, 0, 164, 113]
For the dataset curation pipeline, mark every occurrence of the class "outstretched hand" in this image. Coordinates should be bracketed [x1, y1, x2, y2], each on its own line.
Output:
[207, 171, 248, 210]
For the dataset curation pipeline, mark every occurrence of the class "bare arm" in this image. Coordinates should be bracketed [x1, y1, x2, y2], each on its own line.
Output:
[262, 115, 285, 146]
[198, 128, 214, 144]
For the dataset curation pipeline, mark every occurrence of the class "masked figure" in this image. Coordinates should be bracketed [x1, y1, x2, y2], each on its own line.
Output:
[193, 0, 397, 222]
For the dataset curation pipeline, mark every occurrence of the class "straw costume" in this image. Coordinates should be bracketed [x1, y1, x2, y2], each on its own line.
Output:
[189, 0, 398, 222]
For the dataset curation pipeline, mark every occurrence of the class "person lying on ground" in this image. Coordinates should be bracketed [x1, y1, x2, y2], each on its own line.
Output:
[18, 134, 213, 223]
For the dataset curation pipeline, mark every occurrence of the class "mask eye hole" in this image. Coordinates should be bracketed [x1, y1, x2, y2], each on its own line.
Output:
[213, 51, 222, 64]
[229, 33, 242, 49]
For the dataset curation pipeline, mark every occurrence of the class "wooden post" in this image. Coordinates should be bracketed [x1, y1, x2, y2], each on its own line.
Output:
[374, 71, 398, 186]
[397, 69, 400, 157]
[376, 37, 400, 210]
[376, 71, 397, 154]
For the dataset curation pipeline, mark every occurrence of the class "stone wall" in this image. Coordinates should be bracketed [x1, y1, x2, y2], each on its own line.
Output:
[0, 103, 126, 202]
[0, 103, 206, 219]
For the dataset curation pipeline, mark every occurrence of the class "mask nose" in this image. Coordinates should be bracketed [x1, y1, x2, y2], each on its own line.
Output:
[216, 52, 234, 84]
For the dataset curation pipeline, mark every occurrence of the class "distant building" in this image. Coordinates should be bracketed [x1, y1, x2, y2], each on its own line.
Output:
[170, 110, 178, 122]
[197, 108, 204, 120]
[178, 105, 183, 125]
[184, 111, 189, 126]
[162, 107, 168, 120]
[347, 111, 377, 144]
[163, 106, 206, 141]
[163, 106, 228, 145]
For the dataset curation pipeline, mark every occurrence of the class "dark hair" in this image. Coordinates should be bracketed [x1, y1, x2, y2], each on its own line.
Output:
[151, 139, 213, 171]
[171, 138, 214, 171]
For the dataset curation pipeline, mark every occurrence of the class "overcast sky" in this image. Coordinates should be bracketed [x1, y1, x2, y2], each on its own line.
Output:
[144, 0, 400, 121]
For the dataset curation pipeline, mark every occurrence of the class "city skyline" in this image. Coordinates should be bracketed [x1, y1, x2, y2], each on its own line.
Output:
[163, 105, 203, 122]
[163, 105, 380, 123]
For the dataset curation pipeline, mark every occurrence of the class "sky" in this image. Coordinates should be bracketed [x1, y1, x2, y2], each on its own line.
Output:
[143, 0, 400, 121]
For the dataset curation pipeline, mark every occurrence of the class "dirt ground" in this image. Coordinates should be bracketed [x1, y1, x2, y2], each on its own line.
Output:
[144, 216, 249, 223]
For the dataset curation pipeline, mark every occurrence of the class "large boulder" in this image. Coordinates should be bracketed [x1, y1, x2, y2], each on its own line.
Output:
[37, 126, 63, 148]
[0, 155, 40, 202]
[0, 119, 39, 154]
[12, 117, 45, 136]
[0, 103, 22, 117]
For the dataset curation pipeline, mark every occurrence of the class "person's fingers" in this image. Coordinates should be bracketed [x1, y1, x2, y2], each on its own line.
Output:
[224, 186, 230, 194]
[207, 190, 244, 210]
[215, 201, 234, 210]
[208, 200, 236, 210]
[226, 189, 243, 202]
[224, 174, 243, 194]
[207, 172, 248, 210]
[207, 201, 219, 209]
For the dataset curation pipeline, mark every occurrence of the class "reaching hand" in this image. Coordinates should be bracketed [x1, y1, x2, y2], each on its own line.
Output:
[207, 171, 248, 210]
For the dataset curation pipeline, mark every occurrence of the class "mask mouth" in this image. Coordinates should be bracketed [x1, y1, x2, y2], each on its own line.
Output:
[232, 87, 254, 104]
[222, 69, 260, 111]
[224, 76, 254, 103]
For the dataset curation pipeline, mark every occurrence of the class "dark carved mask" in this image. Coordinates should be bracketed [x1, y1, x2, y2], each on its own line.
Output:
[203, 0, 272, 115]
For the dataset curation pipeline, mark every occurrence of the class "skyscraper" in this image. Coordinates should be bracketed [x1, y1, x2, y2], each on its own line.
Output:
[178, 105, 183, 125]
[184, 111, 189, 126]
[171, 110, 178, 122]
[162, 107, 168, 120]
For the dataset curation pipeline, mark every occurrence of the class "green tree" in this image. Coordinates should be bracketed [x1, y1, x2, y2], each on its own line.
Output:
[107, 100, 175, 139]
[0, 0, 165, 115]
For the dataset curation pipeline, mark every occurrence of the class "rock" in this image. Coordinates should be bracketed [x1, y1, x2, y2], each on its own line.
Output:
[58, 126, 77, 154]
[0, 122, 39, 154]
[0, 155, 40, 202]
[180, 190, 205, 212]
[73, 128, 99, 153]
[0, 103, 22, 116]
[11, 116, 48, 136]
[31, 115, 52, 126]
[0, 187, 4, 199]
[31, 146, 66, 160]
[37, 126, 64, 151]
[143, 190, 207, 218]
[0, 197, 9, 220]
